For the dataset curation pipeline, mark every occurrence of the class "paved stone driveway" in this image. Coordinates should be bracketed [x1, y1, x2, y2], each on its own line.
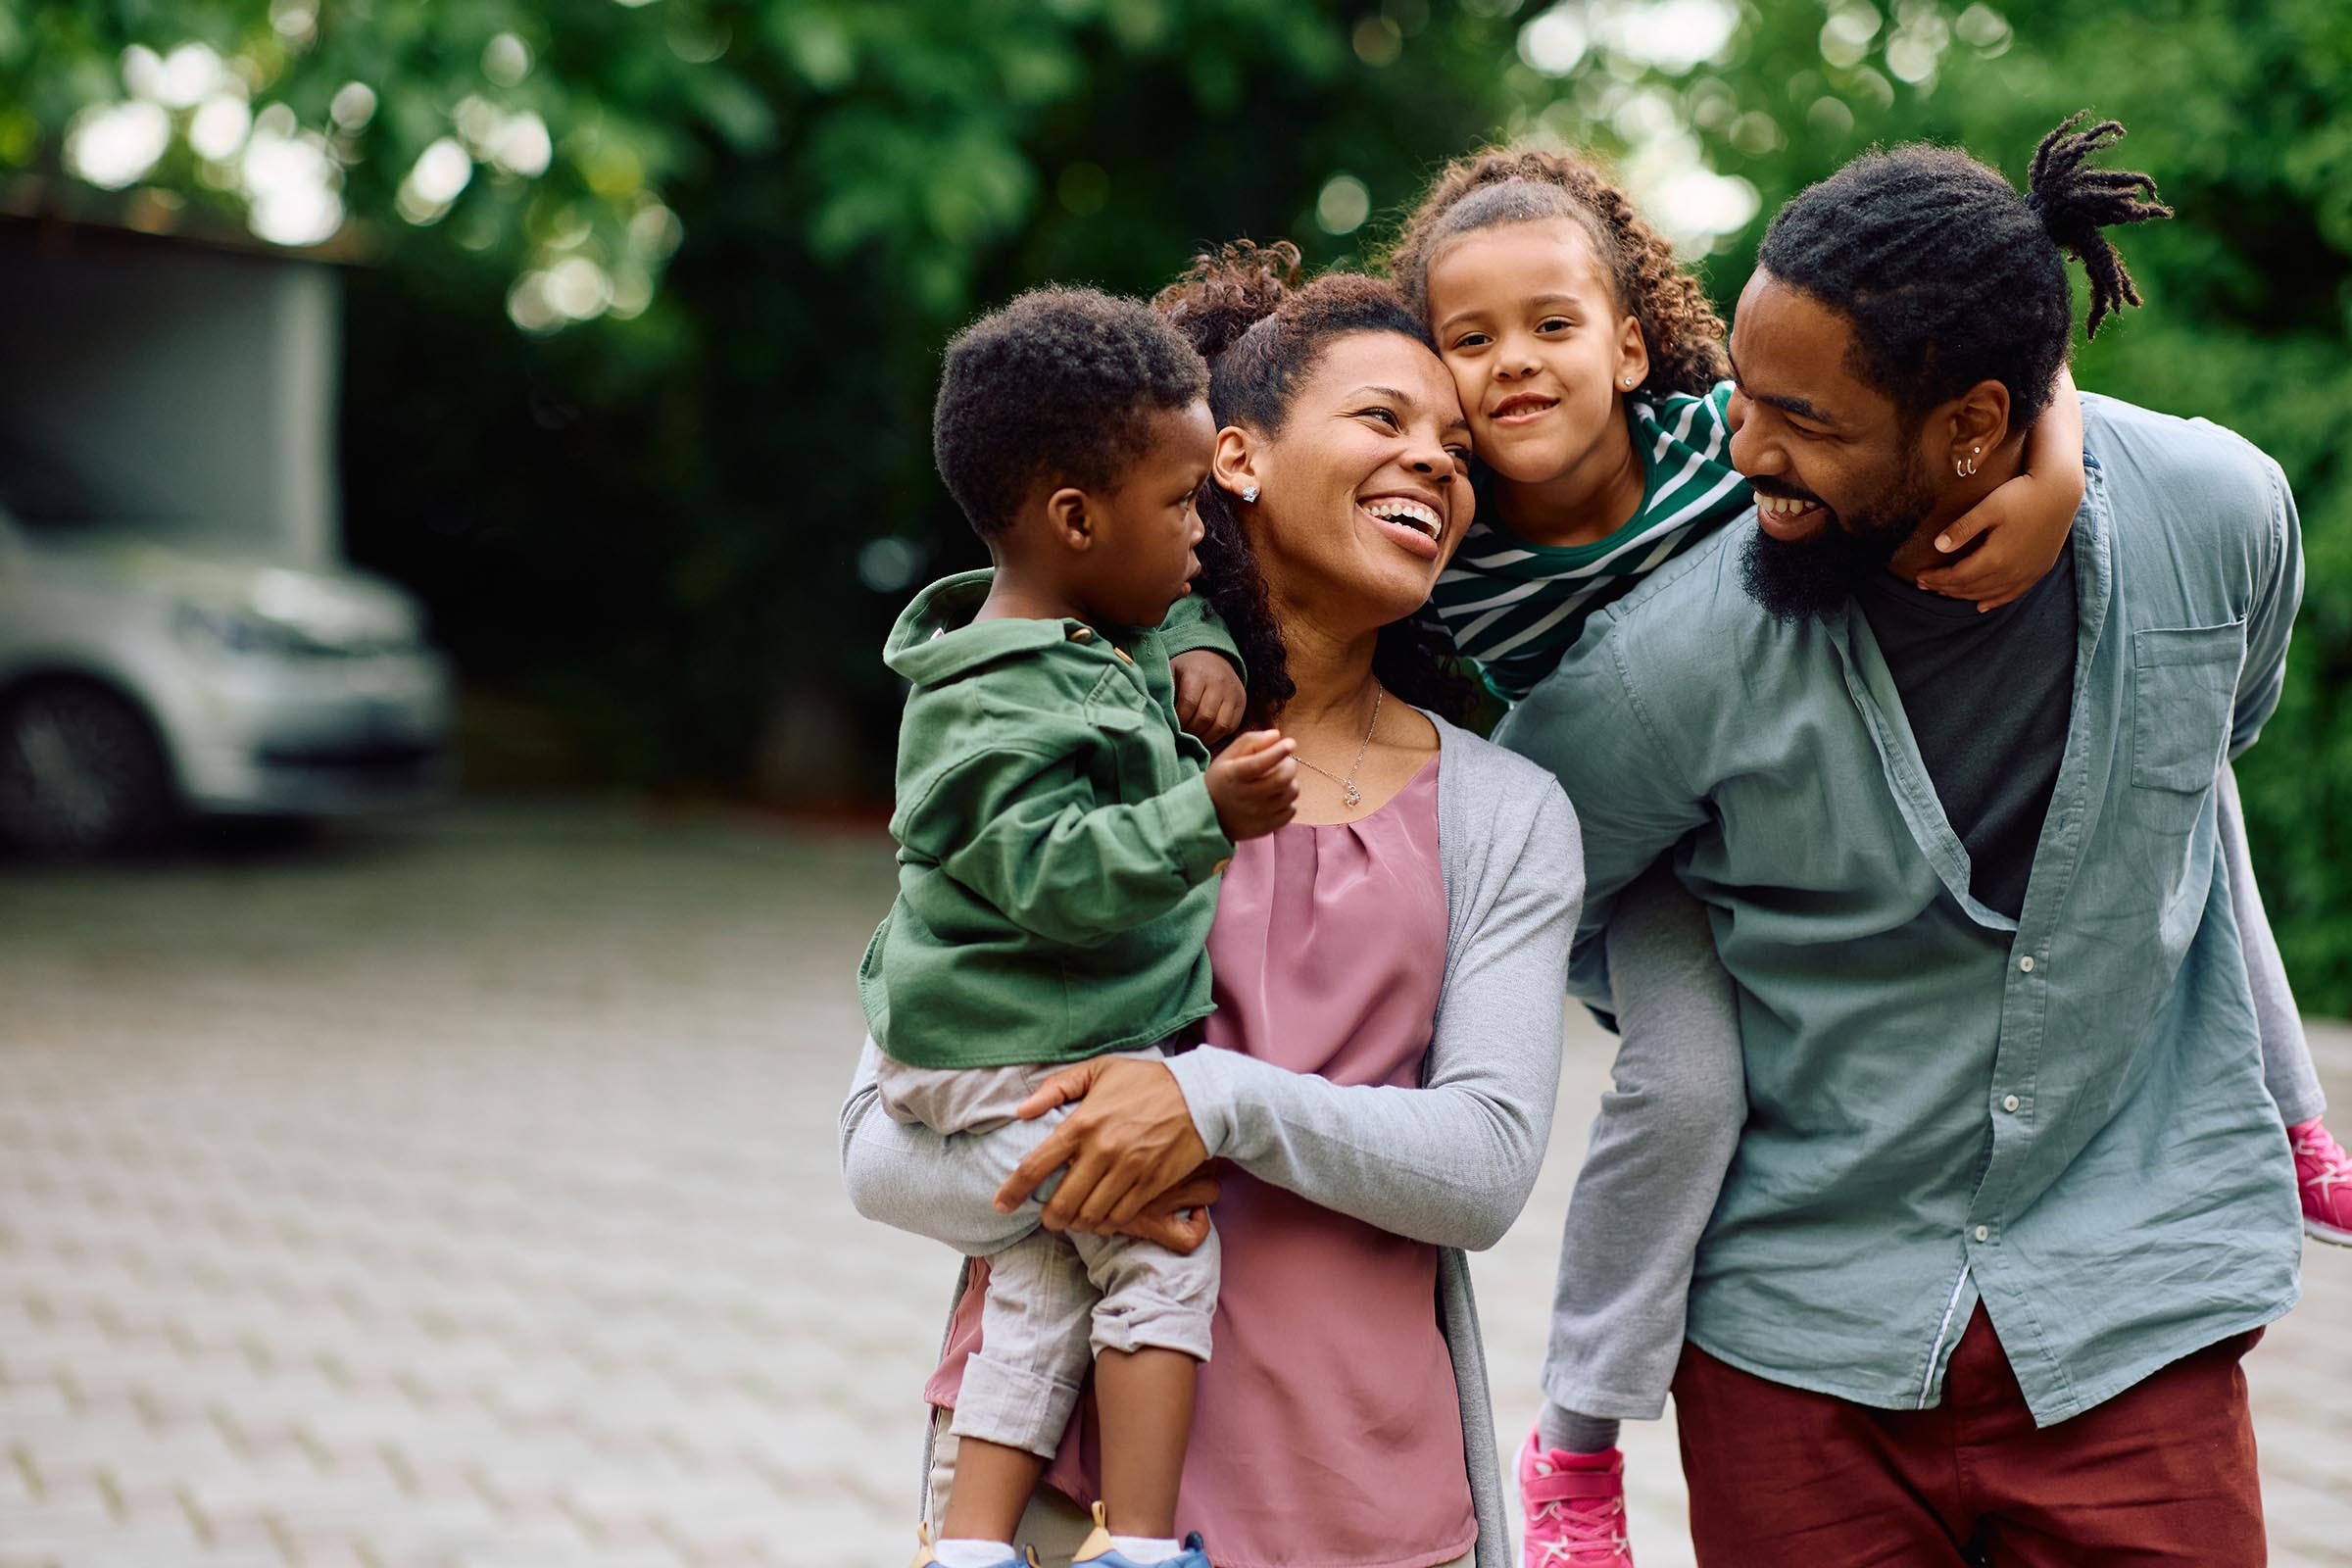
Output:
[0, 807, 2344, 1567]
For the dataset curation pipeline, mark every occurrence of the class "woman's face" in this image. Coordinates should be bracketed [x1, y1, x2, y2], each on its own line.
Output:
[1218, 331, 1474, 634]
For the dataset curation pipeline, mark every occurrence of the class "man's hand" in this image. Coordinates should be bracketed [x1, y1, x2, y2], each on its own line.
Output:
[1205, 729, 1298, 841]
[1172, 650, 1247, 747]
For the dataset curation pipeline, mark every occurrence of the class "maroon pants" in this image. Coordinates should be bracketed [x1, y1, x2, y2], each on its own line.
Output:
[1673, 1306, 2266, 1566]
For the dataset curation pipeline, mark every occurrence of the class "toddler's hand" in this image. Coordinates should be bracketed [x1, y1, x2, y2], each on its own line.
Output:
[1205, 728, 1298, 841]
[1106, 1169, 1222, 1254]
[1171, 651, 1247, 746]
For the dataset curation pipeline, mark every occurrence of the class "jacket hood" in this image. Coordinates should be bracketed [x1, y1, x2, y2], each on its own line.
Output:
[883, 569, 1079, 687]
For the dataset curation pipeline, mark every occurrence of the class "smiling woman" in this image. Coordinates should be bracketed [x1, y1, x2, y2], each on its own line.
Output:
[841, 245, 1584, 1568]
[1153, 240, 1479, 733]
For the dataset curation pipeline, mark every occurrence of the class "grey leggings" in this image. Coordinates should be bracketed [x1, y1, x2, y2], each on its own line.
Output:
[1544, 760, 2322, 1421]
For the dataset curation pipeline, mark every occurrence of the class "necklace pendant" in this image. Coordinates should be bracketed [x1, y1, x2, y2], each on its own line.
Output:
[1342, 782, 1361, 809]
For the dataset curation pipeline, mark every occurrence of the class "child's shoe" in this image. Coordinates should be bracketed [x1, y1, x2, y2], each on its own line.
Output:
[1518, 1427, 1633, 1566]
[1070, 1501, 1209, 1567]
[2293, 1117, 2352, 1246]
[906, 1522, 1038, 1568]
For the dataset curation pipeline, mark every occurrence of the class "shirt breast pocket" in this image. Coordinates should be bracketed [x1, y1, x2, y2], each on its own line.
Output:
[1082, 700, 1167, 805]
[2130, 622, 2244, 796]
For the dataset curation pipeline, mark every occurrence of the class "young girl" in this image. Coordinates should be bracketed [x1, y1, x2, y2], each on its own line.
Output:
[1374, 146, 2346, 1567]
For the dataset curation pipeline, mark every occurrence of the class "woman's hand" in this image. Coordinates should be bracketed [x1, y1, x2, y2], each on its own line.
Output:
[1171, 651, 1247, 747]
[994, 1055, 1210, 1234]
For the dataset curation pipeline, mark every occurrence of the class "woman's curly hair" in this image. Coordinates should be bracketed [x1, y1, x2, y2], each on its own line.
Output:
[1384, 145, 1729, 399]
[1153, 240, 1477, 727]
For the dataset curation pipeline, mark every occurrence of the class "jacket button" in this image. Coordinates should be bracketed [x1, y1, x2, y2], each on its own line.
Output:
[1210, 858, 1232, 875]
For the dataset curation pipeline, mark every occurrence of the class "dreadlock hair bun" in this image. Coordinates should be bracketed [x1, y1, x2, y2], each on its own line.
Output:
[2026, 112, 2175, 339]
[1384, 144, 1729, 399]
[1150, 241, 1474, 727]
[1754, 112, 2173, 432]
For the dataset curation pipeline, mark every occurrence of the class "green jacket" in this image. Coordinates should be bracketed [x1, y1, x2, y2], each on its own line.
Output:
[858, 570, 1241, 1068]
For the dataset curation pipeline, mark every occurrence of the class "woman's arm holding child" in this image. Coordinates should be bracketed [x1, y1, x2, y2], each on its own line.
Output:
[1001, 780, 1581, 1251]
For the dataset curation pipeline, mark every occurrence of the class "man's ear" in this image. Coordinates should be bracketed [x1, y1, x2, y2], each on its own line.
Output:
[1945, 379, 2015, 473]
[1210, 425, 1258, 503]
[1043, 485, 1094, 550]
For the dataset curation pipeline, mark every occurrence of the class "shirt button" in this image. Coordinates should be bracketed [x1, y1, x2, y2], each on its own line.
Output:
[2003, 1094, 2021, 1113]
[1974, 1225, 1990, 1243]
[2018, 956, 2035, 973]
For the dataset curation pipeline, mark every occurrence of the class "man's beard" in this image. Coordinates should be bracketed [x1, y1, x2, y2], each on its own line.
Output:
[1740, 464, 1936, 624]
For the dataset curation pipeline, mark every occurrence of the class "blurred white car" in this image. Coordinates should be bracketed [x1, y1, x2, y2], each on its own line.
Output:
[0, 455, 453, 853]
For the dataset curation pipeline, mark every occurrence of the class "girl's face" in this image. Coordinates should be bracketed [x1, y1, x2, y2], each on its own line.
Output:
[1424, 217, 1648, 486]
[1213, 331, 1474, 636]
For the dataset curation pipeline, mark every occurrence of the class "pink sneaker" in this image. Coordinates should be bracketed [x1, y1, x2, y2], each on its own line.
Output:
[2292, 1118, 2352, 1247]
[1517, 1428, 1632, 1566]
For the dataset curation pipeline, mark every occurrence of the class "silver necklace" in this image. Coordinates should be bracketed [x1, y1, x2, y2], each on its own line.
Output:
[1296, 687, 1384, 810]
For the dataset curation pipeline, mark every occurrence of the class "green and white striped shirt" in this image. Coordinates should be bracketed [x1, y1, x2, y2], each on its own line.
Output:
[1429, 381, 1751, 703]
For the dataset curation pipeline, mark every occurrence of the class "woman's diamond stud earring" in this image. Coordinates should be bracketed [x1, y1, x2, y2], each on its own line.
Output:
[1241, 484, 1259, 503]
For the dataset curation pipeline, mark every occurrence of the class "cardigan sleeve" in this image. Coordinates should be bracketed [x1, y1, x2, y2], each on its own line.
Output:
[1163, 768, 1578, 1250]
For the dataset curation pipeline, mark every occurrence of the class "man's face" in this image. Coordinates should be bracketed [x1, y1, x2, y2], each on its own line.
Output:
[1724, 270, 1938, 622]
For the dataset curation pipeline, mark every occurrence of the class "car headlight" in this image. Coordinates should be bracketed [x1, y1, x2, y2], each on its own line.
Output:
[173, 604, 329, 660]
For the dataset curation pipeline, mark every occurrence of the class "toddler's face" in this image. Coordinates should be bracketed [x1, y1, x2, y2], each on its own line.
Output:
[1424, 218, 1647, 488]
[1081, 397, 1213, 630]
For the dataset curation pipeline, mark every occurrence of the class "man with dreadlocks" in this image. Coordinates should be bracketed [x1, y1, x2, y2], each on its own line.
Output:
[1499, 115, 2308, 1562]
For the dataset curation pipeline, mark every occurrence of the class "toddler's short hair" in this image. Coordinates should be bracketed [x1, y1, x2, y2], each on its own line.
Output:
[933, 287, 1209, 536]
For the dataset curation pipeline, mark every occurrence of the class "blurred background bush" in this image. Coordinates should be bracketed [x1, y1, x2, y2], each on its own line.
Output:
[6, 0, 2349, 1005]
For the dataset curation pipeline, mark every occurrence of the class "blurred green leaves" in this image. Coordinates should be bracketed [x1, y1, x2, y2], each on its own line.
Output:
[13, 0, 2352, 1005]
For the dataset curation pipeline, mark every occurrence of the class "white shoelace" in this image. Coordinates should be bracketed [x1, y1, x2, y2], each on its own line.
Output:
[2296, 1124, 2350, 1195]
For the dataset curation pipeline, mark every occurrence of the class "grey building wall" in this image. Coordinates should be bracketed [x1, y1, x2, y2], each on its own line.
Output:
[0, 233, 340, 566]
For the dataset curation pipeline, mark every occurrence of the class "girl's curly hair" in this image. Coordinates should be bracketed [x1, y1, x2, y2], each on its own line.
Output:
[1153, 240, 1477, 727]
[1385, 145, 1729, 399]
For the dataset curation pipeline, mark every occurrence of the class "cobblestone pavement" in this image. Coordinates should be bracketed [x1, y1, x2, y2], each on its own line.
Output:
[1, 807, 2345, 1568]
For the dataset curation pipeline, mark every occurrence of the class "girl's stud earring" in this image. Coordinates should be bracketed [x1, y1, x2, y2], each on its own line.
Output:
[1241, 484, 1259, 504]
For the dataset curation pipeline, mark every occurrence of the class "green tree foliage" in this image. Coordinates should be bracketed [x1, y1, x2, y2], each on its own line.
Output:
[10, 0, 2350, 1003]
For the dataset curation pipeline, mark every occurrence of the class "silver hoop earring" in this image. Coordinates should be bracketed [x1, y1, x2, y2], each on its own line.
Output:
[1241, 484, 1259, 504]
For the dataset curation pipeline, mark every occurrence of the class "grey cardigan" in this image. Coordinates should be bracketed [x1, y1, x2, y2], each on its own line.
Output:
[838, 712, 1583, 1568]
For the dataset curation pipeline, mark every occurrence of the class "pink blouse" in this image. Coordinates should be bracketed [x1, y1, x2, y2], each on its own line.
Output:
[928, 757, 1471, 1568]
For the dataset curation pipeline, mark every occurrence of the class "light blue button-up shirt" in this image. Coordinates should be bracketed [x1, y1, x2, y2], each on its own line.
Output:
[1500, 394, 2304, 1424]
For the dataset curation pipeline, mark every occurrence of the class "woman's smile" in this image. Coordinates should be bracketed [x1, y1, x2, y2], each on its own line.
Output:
[1359, 492, 1447, 561]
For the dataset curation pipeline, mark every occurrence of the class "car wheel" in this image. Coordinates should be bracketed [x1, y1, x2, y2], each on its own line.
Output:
[0, 680, 174, 856]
